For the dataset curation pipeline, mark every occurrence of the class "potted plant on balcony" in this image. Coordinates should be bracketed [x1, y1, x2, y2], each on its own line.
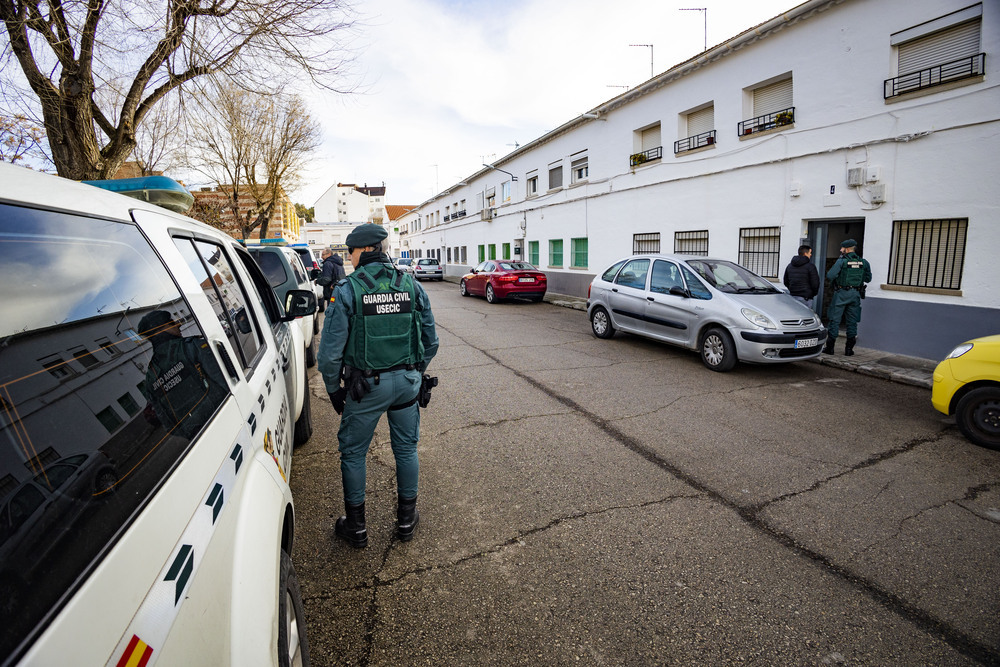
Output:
[775, 111, 793, 126]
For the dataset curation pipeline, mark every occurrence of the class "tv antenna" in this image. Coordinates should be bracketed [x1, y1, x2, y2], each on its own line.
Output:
[680, 8, 708, 52]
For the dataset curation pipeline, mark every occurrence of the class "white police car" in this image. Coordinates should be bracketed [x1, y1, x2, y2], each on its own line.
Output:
[0, 164, 315, 666]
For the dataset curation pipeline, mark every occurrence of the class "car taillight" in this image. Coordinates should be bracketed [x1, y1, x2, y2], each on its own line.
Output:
[497, 274, 517, 282]
[588, 283, 592, 298]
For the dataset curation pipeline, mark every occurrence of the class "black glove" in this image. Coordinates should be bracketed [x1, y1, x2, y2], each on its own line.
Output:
[417, 374, 438, 408]
[329, 388, 347, 414]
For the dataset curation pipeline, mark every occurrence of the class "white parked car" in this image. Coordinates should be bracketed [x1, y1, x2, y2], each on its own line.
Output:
[0, 163, 315, 666]
[587, 254, 827, 371]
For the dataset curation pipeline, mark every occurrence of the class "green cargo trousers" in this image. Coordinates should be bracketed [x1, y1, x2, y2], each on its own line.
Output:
[338, 368, 422, 505]
[826, 288, 862, 339]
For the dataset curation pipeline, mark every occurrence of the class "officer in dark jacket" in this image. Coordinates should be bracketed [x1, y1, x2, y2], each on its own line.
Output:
[824, 239, 872, 356]
[319, 249, 346, 304]
[782, 244, 820, 308]
[318, 224, 439, 548]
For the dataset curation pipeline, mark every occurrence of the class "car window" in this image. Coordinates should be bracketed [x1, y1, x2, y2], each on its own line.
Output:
[484, 262, 496, 272]
[650, 260, 684, 294]
[679, 264, 713, 300]
[687, 259, 778, 294]
[0, 203, 230, 657]
[601, 260, 627, 282]
[287, 250, 309, 285]
[418, 259, 438, 266]
[249, 249, 288, 288]
[615, 259, 650, 289]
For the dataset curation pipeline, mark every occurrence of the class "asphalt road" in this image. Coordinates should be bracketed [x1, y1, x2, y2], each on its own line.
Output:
[290, 280, 1000, 666]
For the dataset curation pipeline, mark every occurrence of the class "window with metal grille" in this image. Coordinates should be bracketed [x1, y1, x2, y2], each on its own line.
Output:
[738, 227, 781, 278]
[888, 219, 966, 289]
[886, 7, 983, 98]
[674, 230, 709, 256]
[633, 233, 660, 254]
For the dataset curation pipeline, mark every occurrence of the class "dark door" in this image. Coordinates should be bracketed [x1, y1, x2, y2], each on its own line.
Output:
[807, 218, 866, 323]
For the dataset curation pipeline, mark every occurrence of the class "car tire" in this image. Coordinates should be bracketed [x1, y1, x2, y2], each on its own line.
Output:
[590, 306, 615, 339]
[955, 386, 1000, 450]
[460, 280, 470, 297]
[278, 551, 310, 667]
[293, 370, 313, 447]
[700, 327, 737, 372]
[486, 284, 498, 304]
[95, 468, 117, 496]
[305, 336, 316, 369]
[312, 315, 319, 336]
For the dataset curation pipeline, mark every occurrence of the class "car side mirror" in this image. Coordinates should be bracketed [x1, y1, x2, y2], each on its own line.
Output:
[471, 268, 478, 274]
[283, 289, 317, 320]
[668, 286, 691, 298]
[310, 268, 321, 280]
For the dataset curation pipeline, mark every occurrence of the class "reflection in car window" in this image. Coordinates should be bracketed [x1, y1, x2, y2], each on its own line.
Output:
[288, 250, 309, 284]
[249, 249, 288, 288]
[679, 265, 713, 300]
[177, 239, 263, 369]
[0, 204, 229, 658]
[615, 259, 650, 289]
[687, 259, 777, 294]
[601, 260, 627, 282]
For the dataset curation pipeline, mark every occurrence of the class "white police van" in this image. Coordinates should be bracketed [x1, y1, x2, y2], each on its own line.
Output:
[0, 164, 315, 666]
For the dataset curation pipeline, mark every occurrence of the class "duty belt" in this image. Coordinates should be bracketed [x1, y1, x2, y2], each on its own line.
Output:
[365, 363, 416, 375]
[836, 285, 859, 291]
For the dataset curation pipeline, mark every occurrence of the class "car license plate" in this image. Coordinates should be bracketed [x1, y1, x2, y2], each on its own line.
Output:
[518, 277, 535, 282]
[795, 338, 818, 349]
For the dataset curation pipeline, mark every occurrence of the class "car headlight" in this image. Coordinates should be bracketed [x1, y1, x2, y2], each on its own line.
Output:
[945, 343, 974, 359]
[741, 308, 776, 329]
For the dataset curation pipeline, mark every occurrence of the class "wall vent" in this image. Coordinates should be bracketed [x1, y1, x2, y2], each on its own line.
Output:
[847, 168, 865, 187]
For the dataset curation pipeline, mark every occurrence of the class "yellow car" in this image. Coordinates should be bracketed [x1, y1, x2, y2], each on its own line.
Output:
[932, 335, 1000, 450]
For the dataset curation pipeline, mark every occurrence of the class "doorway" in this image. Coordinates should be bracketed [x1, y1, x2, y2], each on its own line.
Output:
[806, 218, 866, 322]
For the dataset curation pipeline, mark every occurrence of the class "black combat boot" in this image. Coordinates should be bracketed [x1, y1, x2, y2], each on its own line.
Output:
[335, 501, 368, 548]
[845, 337, 857, 356]
[823, 337, 836, 355]
[396, 495, 419, 542]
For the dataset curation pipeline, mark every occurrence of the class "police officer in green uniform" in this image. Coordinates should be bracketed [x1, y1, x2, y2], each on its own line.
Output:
[138, 310, 230, 438]
[318, 224, 439, 548]
[823, 239, 872, 356]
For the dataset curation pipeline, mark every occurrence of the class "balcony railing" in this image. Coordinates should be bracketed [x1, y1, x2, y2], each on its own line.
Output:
[674, 130, 717, 154]
[738, 107, 795, 137]
[629, 146, 662, 167]
[885, 53, 985, 98]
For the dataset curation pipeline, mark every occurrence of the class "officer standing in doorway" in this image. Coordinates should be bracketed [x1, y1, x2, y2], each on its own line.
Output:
[823, 239, 872, 356]
[318, 223, 439, 548]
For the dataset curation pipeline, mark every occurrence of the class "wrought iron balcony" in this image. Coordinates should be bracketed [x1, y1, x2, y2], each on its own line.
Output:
[674, 130, 717, 154]
[739, 107, 794, 137]
[629, 146, 662, 167]
[885, 53, 985, 98]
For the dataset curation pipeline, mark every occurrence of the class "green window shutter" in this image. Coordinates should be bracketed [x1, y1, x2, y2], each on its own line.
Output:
[549, 239, 563, 267]
[529, 241, 539, 265]
[478, 245, 485, 263]
[502, 243, 511, 259]
[572, 237, 588, 268]
[488, 244, 496, 260]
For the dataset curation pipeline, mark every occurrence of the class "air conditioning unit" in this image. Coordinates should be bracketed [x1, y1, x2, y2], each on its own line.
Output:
[480, 208, 494, 221]
[847, 168, 865, 187]
[871, 184, 887, 203]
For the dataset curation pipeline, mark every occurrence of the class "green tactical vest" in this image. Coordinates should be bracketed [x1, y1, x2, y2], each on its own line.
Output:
[836, 253, 866, 287]
[344, 263, 423, 371]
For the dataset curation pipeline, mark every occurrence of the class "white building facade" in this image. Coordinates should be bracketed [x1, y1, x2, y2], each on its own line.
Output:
[313, 183, 401, 256]
[401, 0, 1000, 360]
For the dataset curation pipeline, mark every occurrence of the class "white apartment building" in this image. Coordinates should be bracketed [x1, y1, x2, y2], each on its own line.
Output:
[400, 0, 1000, 360]
[313, 182, 402, 256]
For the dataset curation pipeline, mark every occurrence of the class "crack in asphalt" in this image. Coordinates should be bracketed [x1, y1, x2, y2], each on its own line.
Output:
[432, 410, 575, 437]
[319, 493, 700, 599]
[434, 323, 1000, 666]
[751, 433, 944, 514]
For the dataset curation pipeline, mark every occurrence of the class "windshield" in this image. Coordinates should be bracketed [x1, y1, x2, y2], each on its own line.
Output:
[498, 262, 536, 271]
[685, 259, 779, 294]
[418, 259, 438, 266]
[397, 258, 412, 265]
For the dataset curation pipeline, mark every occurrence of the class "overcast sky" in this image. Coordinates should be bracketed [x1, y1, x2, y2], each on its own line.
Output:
[295, 0, 802, 208]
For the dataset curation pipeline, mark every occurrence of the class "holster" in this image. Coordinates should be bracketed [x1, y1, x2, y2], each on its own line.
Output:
[418, 374, 439, 408]
[342, 365, 372, 402]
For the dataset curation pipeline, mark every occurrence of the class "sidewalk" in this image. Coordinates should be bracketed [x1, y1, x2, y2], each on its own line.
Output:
[543, 293, 936, 389]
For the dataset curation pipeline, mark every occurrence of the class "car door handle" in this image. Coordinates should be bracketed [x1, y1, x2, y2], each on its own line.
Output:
[216, 342, 239, 381]
[612, 288, 619, 293]
[647, 296, 655, 301]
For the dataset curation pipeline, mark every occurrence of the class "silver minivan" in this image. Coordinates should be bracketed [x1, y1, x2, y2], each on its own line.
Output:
[587, 254, 827, 371]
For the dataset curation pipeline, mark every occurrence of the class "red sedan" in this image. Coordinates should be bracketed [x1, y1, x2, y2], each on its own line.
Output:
[460, 260, 547, 303]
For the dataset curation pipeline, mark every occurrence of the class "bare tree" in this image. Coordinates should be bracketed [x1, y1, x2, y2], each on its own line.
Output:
[129, 92, 184, 176]
[0, 112, 49, 166]
[186, 83, 320, 241]
[0, 0, 354, 180]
